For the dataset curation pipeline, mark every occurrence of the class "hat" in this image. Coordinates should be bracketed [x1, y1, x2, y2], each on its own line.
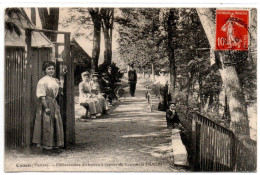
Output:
[92, 72, 99, 77]
[160, 68, 167, 72]
[101, 72, 108, 76]
[169, 101, 176, 105]
[81, 71, 90, 77]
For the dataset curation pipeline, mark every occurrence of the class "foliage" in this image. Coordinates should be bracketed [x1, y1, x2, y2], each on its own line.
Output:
[116, 8, 168, 71]
[97, 61, 124, 83]
[5, 8, 22, 37]
[63, 8, 115, 71]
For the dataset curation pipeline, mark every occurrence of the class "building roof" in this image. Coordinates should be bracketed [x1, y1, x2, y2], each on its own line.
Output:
[70, 37, 91, 59]
[5, 8, 52, 47]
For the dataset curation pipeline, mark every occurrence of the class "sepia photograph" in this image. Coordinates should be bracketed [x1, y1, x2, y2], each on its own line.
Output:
[3, 4, 257, 172]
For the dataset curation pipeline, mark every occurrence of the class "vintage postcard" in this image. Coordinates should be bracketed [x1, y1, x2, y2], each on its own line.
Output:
[3, 4, 257, 172]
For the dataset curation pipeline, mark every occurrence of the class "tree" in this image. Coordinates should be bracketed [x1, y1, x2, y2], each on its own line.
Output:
[5, 8, 22, 37]
[38, 8, 59, 42]
[196, 8, 250, 141]
[159, 9, 178, 89]
[88, 8, 102, 72]
[101, 8, 114, 64]
[117, 8, 165, 74]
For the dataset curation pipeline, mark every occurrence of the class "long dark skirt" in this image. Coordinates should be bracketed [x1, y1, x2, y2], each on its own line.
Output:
[32, 97, 64, 147]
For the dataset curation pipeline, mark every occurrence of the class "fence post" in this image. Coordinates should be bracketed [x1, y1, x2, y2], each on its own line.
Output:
[195, 122, 201, 170]
[24, 29, 32, 151]
[230, 133, 236, 171]
[191, 113, 197, 171]
[64, 33, 75, 146]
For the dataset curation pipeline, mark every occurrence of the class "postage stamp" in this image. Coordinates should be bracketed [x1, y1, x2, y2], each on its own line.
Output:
[216, 10, 249, 51]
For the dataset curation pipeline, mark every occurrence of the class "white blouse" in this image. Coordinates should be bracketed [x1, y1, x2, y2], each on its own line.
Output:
[36, 75, 60, 99]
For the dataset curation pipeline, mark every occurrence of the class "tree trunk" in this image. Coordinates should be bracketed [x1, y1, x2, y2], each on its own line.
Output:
[167, 9, 177, 91]
[89, 8, 102, 72]
[198, 72, 202, 112]
[196, 8, 250, 140]
[151, 63, 155, 82]
[186, 72, 192, 115]
[103, 30, 111, 63]
[218, 52, 250, 137]
[38, 8, 59, 42]
[101, 8, 114, 64]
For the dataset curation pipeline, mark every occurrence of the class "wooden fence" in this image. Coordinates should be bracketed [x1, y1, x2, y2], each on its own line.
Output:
[190, 112, 256, 172]
[5, 47, 27, 149]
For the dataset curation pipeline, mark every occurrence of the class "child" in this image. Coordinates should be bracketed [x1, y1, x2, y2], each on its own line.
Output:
[91, 73, 109, 114]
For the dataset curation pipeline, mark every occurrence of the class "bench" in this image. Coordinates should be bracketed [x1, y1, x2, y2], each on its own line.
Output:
[80, 103, 90, 118]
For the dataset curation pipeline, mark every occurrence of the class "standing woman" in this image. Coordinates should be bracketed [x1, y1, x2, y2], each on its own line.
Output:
[32, 61, 64, 154]
[155, 69, 170, 111]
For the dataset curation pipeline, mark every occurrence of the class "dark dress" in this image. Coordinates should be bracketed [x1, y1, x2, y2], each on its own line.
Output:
[128, 70, 137, 96]
[166, 109, 180, 128]
[99, 78, 113, 104]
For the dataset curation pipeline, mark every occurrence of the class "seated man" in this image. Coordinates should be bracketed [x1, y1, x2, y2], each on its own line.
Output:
[166, 101, 183, 129]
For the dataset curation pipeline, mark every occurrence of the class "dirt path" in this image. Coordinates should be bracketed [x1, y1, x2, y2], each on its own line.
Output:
[5, 82, 188, 172]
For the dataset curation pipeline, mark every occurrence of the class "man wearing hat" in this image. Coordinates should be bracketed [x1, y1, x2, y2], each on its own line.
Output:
[100, 72, 113, 105]
[155, 68, 170, 111]
[166, 101, 182, 129]
[128, 64, 137, 97]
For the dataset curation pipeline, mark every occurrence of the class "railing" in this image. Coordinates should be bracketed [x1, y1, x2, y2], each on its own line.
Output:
[190, 112, 256, 172]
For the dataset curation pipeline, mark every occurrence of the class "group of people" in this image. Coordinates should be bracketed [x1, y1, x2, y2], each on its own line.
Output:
[32, 61, 119, 154]
[154, 68, 183, 130]
[31, 60, 182, 155]
[79, 71, 110, 119]
[79, 66, 121, 119]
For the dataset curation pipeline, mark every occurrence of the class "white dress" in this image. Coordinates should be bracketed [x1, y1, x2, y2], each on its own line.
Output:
[79, 81, 102, 115]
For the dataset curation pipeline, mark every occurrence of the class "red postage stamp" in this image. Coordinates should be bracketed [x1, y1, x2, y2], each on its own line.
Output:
[216, 10, 249, 51]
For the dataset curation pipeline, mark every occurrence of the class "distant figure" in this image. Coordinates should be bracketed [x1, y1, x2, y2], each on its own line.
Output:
[128, 65, 137, 97]
[155, 68, 170, 111]
[166, 101, 182, 129]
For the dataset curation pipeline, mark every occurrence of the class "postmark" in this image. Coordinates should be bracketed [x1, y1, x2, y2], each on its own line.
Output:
[216, 10, 249, 51]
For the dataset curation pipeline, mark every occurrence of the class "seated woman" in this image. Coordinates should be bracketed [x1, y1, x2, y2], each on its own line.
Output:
[90, 73, 109, 114]
[79, 71, 102, 119]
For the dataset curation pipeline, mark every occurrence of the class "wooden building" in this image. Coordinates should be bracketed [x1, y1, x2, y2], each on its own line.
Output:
[5, 8, 75, 150]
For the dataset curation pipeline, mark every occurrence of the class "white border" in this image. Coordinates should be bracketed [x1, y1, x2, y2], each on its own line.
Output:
[1, 1, 259, 175]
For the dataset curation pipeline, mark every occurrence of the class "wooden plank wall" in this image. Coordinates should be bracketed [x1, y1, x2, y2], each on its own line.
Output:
[5, 47, 26, 149]
[5, 46, 52, 149]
